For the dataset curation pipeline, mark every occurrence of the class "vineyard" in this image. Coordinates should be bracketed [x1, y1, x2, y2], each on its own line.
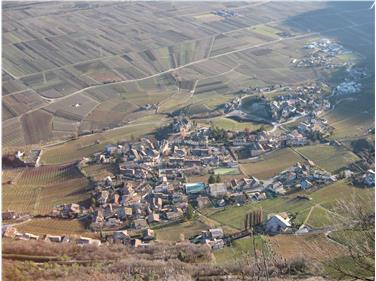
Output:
[16, 163, 82, 186]
[17, 218, 96, 237]
[2, 163, 90, 215]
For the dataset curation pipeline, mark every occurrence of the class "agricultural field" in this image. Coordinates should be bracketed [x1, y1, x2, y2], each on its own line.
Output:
[214, 235, 263, 265]
[16, 164, 82, 186]
[202, 117, 271, 132]
[2, 164, 90, 215]
[294, 144, 360, 173]
[239, 148, 304, 179]
[3, 1, 371, 149]
[16, 218, 95, 237]
[267, 233, 345, 262]
[202, 180, 373, 230]
[155, 220, 210, 242]
[214, 167, 240, 175]
[323, 98, 374, 140]
[40, 115, 169, 164]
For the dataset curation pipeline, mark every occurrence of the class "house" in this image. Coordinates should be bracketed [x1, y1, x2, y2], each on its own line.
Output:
[2, 225, 17, 238]
[2, 211, 17, 220]
[209, 228, 224, 239]
[132, 219, 148, 229]
[206, 238, 225, 250]
[147, 213, 160, 224]
[116, 207, 133, 220]
[364, 170, 375, 187]
[78, 237, 101, 246]
[24, 233, 40, 240]
[45, 234, 63, 243]
[196, 196, 211, 208]
[130, 238, 142, 248]
[112, 230, 130, 242]
[265, 214, 291, 234]
[166, 211, 183, 221]
[143, 228, 155, 241]
[300, 179, 313, 190]
[208, 183, 227, 197]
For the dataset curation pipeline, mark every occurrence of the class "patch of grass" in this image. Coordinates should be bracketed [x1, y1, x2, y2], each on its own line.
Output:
[155, 220, 209, 242]
[305, 206, 335, 228]
[204, 117, 270, 132]
[214, 167, 240, 175]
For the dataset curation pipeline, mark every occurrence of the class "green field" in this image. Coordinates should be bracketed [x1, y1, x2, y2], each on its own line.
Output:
[202, 180, 373, 230]
[155, 220, 209, 242]
[239, 148, 304, 179]
[214, 235, 263, 265]
[214, 167, 240, 175]
[295, 144, 360, 173]
[203, 117, 270, 132]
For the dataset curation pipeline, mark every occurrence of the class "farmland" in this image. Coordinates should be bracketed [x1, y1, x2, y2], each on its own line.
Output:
[201, 180, 373, 230]
[294, 144, 360, 173]
[16, 218, 94, 237]
[3, 1, 373, 149]
[40, 115, 168, 164]
[239, 148, 304, 179]
[267, 233, 345, 262]
[2, 163, 90, 215]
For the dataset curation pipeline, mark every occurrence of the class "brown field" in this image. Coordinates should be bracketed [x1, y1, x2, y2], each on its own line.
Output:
[21, 110, 53, 145]
[16, 218, 95, 237]
[267, 233, 345, 262]
[17, 164, 82, 186]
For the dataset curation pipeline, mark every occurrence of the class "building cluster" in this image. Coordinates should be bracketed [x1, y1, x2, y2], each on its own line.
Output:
[292, 38, 348, 68]
[211, 9, 238, 17]
[224, 97, 241, 113]
[267, 162, 337, 195]
[269, 84, 331, 122]
[14, 149, 42, 167]
[333, 81, 361, 96]
[190, 228, 225, 250]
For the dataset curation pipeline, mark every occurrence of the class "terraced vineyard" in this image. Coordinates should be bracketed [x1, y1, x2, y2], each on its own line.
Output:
[17, 164, 82, 186]
[2, 164, 90, 215]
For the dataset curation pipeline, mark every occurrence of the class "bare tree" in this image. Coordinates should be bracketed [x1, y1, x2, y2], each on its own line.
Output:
[325, 195, 375, 280]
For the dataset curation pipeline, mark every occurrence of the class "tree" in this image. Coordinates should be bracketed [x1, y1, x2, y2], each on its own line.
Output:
[208, 174, 216, 184]
[186, 204, 194, 220]
[215, 174, 221, 183]
[318, 196, 375, 280]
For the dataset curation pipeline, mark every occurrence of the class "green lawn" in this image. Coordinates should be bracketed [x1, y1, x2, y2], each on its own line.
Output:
[205, 117, 270, 132]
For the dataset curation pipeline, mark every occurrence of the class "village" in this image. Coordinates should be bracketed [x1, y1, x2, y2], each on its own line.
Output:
[3, 105, 374, 251]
